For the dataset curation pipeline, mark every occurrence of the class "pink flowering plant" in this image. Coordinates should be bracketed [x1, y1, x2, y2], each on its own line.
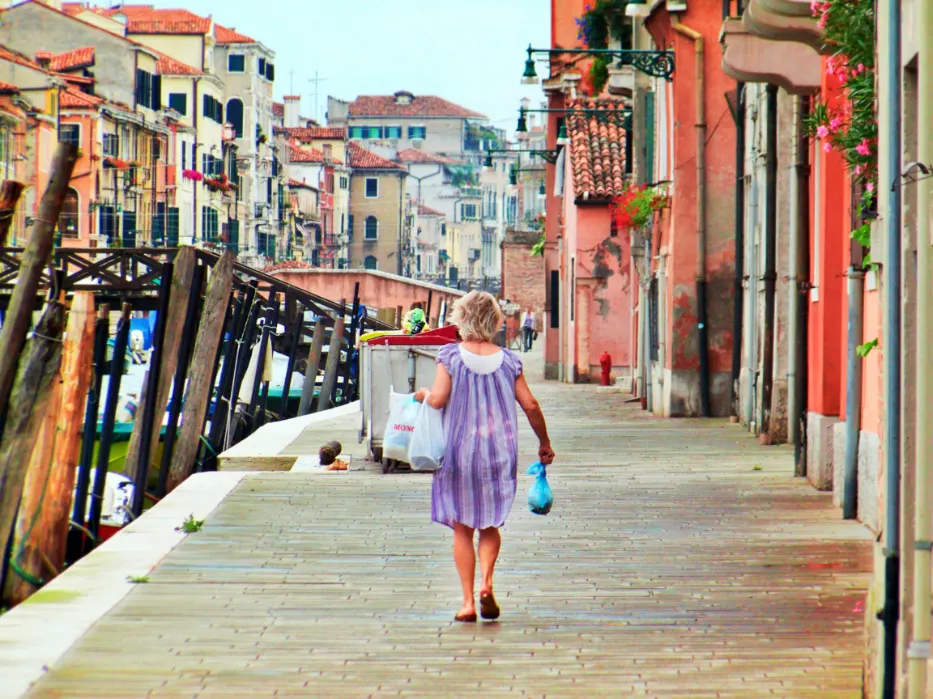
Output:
[804, 0, 877, 186]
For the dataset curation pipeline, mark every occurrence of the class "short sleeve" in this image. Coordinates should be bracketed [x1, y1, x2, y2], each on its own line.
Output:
[505, 349, 523, 379]
[437, 343, 459, 373]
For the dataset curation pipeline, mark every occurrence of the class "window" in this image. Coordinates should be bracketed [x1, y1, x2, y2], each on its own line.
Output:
[103, 133, 120, 157]
[365, 178, 378, 198]
[202, 154, 222, 176]
[153, 138, 161, 162]
[339, 176, 348, 189]
[461, 203, 477, 220]
[58, 188, 79, 239]
[226, 98, 244, 138]
[416, 254, 421, 273]
[258, 57, 266, 76]
[385, 125, 402, 139]
[181, 142, 186, 170]
[408, 125, 426, 140]
[168, 92, 187, 116]
[364, 255, 377, 270]
[340, 213, 345, 234]
[201, 206, 219, 241]
[326, 172, 334, 193]
[349, 126, 382, 139]
[265, 62, 275, 81]
[228, 54, 245, 73]
[347, 214, 353, 241]
[135, 69, 160, 110]
[348, 126, 363, 139]
[441, 223, 446, 237]
[203, 95, 223, 124]
[364, 215, 378, 240]
[60, 124, 80, 149]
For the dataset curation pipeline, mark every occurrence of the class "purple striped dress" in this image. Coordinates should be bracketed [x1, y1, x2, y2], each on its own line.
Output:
[431, 343, 522, 530]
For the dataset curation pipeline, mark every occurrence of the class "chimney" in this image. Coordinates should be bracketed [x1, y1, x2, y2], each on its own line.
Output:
[34, 52, 52, 70]
[284, 95, 300, 129]
[322, 144, 332, 161]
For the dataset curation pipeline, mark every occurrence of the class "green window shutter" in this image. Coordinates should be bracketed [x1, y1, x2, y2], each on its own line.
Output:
[645, 92, 655, 185]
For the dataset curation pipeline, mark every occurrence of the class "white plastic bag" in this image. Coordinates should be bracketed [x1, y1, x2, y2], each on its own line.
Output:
[408, 400, 445, 472]
[383, 389, 420, 461]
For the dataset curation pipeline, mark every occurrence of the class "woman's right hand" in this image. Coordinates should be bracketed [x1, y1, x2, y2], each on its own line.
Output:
[538, 442, 555, 465]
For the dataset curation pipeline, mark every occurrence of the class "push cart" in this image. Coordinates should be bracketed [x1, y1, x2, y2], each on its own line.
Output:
[359, 326, 458, 473]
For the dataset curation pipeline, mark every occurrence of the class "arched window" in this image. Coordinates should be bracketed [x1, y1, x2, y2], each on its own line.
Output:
[58, 188, 80, 239]
[226, 98, 244, 138]
[364, 255, 377, 270]
[364, 215, 378, 240]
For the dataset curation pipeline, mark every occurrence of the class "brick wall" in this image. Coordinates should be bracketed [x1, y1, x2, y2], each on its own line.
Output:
[501, 229, 545, 331]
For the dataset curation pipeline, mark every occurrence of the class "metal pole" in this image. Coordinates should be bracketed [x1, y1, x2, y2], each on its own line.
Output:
[731, 83, 745, 418]
[882, 0, 903, 695]
[842, 267, 864, 519]
[86, 303, 131, 549]
[131, 261, 173, 517]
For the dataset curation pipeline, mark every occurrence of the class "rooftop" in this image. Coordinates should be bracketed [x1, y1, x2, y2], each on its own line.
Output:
[348, 91, 485, 120]
[395, 148, 460, 165]
[215, 24, 255, 44]
[59, 87, 104, 108]
[288, 144, 327, 164]
[49, 46, 95, 72]
[416, 201, 445, 217]
[348, 142, 407, 171]
[567, 98, 628, 201]
[277, 126, 345, 141]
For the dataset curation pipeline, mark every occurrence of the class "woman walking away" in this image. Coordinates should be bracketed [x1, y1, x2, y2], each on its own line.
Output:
[415, 291, 555, 622]
[521, 307, 536, 352]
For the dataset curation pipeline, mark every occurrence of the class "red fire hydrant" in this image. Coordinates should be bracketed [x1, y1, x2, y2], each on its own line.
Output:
[599, 351, 612, 386]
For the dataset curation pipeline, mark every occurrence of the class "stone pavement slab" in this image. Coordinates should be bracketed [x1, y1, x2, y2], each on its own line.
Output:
[22, 355, 872, 697]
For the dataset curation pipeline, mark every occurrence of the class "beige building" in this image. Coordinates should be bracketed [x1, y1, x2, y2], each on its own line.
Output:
[347, 143, 408, 273]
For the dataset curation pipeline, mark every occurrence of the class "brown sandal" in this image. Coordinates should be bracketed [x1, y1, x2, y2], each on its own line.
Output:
[454, 611, 477, 622]
[479, 592, 500, 620]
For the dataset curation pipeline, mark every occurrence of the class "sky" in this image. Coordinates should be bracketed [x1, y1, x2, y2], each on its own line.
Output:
[149, 0, 551, 131]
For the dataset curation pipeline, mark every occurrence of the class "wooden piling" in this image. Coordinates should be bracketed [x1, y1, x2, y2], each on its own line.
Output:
[316, 307, 345, 413]
[67, 305, 108, 563]
[205, 284, 252, 452]
[255, 297, 280, 429]
[0, 143, 78, 434]
[246, 293, 277, 434]
[298, 318, 326, 416]
[157, 264, 205, 496]
[0, 180, 25, 246]
[279, 301, 305, 418]
[4, 293, 94, 605]
[0, 301, 65, 599]
[168, 251, 234, 492]
[125, 248, 195, 498]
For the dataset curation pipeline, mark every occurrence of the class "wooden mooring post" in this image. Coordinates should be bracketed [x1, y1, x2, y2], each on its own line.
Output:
[4, 293, 94, 606]
[316, 302, 346, 413]
[0, 301, 66, 600]
[0, 143, 78, 434]
[278, 301, 305, 418]
[66, 305, 109, 563]
[298, 318, 326, 416]
[168, 251, 234, 491]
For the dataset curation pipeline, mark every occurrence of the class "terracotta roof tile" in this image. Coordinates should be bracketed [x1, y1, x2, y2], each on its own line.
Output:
[288, 178, 318, 190]
[349, 92, 485, 119]
[49, 46, 95, 72]
[288, 144, 326, 163]
[106, 6, 212, 34]
[348, 142, 407, 171]
[276, 126, 345, 142]
[396, 148, 459, 165]
[215, 23, 254, 43]
[153, 50, 201, 75]
[272, 101, 284, 118]
[60, 87, 103, 108]
[0, 81, 19, 93]
[567, 98, 628, 201]
[417, 202, 445, 217]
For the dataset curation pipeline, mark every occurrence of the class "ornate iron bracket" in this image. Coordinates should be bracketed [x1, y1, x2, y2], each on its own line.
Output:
[523, 46, 675, 82]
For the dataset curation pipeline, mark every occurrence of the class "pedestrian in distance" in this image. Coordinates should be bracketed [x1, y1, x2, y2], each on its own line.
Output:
[521, 307, 535, 352]
[415, 291, 555, 623]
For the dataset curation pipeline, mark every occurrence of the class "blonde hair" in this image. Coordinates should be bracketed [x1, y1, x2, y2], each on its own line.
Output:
[451, 291, 503, 342]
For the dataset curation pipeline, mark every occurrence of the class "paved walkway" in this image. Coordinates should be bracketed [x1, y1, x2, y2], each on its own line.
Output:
[27, 355, 872, 697]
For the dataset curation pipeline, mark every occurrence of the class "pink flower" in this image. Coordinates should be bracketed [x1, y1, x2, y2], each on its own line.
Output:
[829, 116, 842, 131]
[866, 182, 875, 193]
[855, 165, 863, 175]
[857, 63, 866, 73]
[826, 57, 837, 76]
[816, 125, 830, 139]
[824, 142, 832, 152]
[856, 139, 871, 156]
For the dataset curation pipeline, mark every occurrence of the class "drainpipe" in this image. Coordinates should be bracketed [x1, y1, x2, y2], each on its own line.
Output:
[671, 16, 710, 416]
[788, 96, 802, 447]
[881, 0, 902, 696]
[842, 264, 864, 519]
[746, 140, 759, 430]
[731, 82, 745, 419]
[792, 97, 810, 477]
[759, 85, 777, 438]
[908, 0, 933, 692]
[645, 234, 653, 413]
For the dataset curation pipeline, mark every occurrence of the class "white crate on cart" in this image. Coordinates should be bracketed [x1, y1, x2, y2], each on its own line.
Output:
[359, 328, 457, 471]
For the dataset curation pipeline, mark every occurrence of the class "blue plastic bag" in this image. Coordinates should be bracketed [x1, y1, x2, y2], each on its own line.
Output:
[526, 462, 553, 515]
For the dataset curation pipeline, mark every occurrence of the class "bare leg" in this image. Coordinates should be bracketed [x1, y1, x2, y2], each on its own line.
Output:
[453, 523, 476, 616]
[477, 527, 501, 595]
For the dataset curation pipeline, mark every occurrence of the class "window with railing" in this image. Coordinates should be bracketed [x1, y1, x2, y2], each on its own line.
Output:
[201, 206, 219, 242]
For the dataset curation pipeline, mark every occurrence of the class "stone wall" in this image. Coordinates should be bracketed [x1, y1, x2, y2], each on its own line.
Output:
[501, 229, 545, 331]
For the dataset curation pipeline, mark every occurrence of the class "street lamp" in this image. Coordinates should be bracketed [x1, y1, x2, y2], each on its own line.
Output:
[557, 123, 569, 146]
[520, 43, 675, 82]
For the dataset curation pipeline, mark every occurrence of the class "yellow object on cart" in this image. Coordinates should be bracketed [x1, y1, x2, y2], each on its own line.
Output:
[360, 330, 404, 343]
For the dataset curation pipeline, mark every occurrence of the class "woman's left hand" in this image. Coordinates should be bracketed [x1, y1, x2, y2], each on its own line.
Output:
[414, 388, 429, 403]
